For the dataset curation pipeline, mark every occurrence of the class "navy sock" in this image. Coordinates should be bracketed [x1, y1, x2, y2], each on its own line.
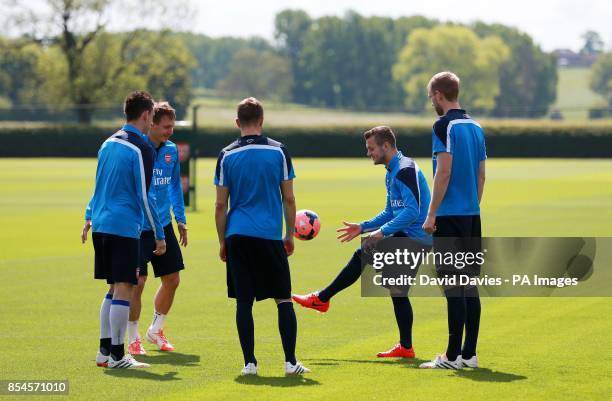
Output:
[236, 300, 256, 365]
[391, 297, 413, 349]
[445, 286, 465, 361]
[110, 344, 124, 361]
[462, 286, 481, 359]
[99, 338, 111, 356]
[277, 302, 297, 365]
[318, 250, 363, 302]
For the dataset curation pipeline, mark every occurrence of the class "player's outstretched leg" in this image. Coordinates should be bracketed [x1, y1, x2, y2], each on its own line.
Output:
[276, 300, 311, 375]
[292, 249, 364, 312]
[96, 288, 113, 367]
[377, 297, 416, 358]
[236, 299, 257, 375]
[146, 272, 180, 352]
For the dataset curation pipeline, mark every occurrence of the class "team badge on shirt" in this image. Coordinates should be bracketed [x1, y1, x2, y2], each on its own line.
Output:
[165, 154, 171, 164]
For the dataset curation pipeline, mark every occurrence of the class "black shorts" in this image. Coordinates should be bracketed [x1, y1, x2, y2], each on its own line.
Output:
[139, 223, 184, 278]
[433, 215, 482, 278]
[93, 232, 140, 285]
[225, 234, 291, 301]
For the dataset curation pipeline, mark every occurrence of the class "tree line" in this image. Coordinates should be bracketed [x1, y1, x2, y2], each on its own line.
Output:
[1, 4, 610, 123]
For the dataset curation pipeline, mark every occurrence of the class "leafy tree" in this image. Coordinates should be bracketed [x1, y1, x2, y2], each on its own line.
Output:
[3, 0, 193, 123]
[590, 52, 612, 108]
[177, 33, 274, 90]
[216, 48, 293, 101]
[0, 38, 42, 105]
[393, 25, 510, 113]
[128, 32, 195, 119]
[472, 23, 557, 117]
[37, 30, 194, 119]
[581, 31, 604, 55]
[274, 9, 312, 103]
[275, 10, 437, 109]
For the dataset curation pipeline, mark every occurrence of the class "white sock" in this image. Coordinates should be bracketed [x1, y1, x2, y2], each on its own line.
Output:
[150, 311, 166, 333]
[99, 293, 112, 340]
[110, 300, 130, 347]
[127, 320, 139, 343]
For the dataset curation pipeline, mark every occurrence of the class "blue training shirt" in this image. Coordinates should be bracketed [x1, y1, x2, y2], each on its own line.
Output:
[432, 109, 487, 216]
[214, 134, 295, 241]
[85, 124, 165, 240]
[361, 151, 432, 244]
[141, 139, 186, 231]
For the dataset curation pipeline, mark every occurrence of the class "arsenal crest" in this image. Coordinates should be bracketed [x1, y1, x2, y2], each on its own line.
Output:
[165, 154, 171, 164]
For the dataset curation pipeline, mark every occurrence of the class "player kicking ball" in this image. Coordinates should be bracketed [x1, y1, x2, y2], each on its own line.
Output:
[127, 102, 188, 355]
[293, 126, 432, 359]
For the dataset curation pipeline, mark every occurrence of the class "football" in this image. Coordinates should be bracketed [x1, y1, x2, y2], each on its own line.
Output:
[294, 209, 321, 240]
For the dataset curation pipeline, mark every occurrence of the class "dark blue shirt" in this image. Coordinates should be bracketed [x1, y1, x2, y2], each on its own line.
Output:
[85, 124, 164, 240]
[214, 134, 295, 240]
[432, 109, 487, 216]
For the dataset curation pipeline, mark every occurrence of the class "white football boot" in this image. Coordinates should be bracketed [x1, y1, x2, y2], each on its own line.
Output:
[241, 363, 258, 376]
[419, 354, 462, 369]
[285, 361, 311, 375]
[95, 351, 109, 367]
[107, 354, 150, 369]
[461, 355, 479, 368]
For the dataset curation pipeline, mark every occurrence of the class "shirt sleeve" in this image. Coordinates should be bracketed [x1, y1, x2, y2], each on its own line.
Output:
[214, 151, 228, 187]
[432, 118, 450, 155]
[85, 149, 102, 220]
[361, 193, 394, 232]
[380, 167, 420, 236]
[85, 197, 93, 220]
[280, 145, 295, 181]
[480, 131, 487, 161]
[135, 148, 165, 240]
[170, 148, 186, 224]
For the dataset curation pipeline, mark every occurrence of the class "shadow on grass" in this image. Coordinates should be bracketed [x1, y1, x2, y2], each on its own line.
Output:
[308, 359, 528, 382]
[138, 352, 200, 367]
[104, 370, 181, 381]
[454, 368, 527, 382]
[305, 358, 429, 367]
[235, 375, 320, 387]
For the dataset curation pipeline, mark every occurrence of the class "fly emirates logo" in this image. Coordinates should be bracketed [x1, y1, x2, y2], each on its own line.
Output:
[152, 168, 171, 186]
[390, 199, 405, 207]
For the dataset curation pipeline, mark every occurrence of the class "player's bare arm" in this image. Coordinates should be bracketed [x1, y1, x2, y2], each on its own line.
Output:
[280, 179, 296, 256]
[478, 160, 486, 204]
[423, 152, 452, 233]
[215, 186, 230, 261]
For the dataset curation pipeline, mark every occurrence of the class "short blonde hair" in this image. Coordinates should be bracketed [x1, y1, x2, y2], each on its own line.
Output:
[153, 101, 176, 124]
[427, 71, 460, 101]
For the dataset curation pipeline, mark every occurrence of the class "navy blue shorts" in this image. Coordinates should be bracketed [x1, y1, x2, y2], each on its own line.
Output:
[93, 232, 140, 285]
[225, 234, 291, 301]
[138, 223, 184, 278]
[433, 215, 482, 277]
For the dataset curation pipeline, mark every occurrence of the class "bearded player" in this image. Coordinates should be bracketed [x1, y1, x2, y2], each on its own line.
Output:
[293, 126, 432, 359]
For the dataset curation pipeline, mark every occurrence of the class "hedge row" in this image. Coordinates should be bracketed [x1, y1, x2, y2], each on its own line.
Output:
[1, 124, 611, 158]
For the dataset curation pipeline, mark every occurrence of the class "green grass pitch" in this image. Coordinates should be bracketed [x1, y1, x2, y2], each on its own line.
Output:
[0, 158, 611, 401]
